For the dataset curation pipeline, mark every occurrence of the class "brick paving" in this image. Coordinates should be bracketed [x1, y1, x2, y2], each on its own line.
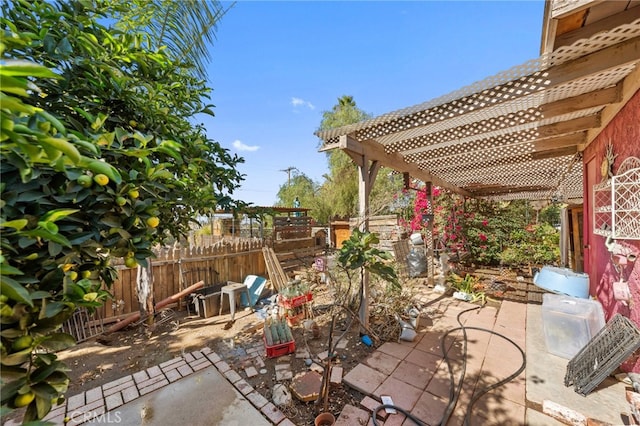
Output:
[40, 287, 535, 425]
[42, 346, 287, 425]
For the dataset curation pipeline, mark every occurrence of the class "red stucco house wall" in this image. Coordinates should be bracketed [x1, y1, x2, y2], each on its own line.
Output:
[584, 89, 640, 371]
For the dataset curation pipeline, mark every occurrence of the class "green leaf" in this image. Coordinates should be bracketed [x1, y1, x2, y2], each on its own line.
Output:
[41, 209, 80, 223]
[0, 377, 26, 405]
[0, 277, 33, 307]
[38, 333, 75, 351]
[42, 301, 66, 318]
[0, 348, 31, 366]
[0, 219, 28, 230]
[0, 60, 59, 78]
[0, 263, 24, 276]
[40, 137, 81, 164]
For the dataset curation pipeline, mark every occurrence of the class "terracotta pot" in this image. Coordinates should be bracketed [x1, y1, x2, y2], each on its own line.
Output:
[314, 412, 335, 426]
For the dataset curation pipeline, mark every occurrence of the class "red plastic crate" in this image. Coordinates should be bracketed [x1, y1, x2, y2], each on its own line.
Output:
[263, 333, 296, 358]
[278, 292, 313, 309]
[285, 311, 305, 327]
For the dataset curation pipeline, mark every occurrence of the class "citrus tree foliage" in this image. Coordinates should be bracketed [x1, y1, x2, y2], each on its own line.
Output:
[0, 1, 243, 420]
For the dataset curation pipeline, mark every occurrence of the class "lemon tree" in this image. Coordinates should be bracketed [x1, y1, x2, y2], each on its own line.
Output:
[1, 0, 244, 421]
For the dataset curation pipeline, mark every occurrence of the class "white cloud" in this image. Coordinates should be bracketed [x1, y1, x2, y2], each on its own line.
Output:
[291, 97, 315, 110]
[232, 139, 260, 152]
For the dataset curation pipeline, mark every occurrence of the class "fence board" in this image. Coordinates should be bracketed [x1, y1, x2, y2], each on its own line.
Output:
[98, 239, 266, 323]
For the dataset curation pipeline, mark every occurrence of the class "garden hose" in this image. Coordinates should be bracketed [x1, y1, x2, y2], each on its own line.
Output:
[371, 305, 526, 426]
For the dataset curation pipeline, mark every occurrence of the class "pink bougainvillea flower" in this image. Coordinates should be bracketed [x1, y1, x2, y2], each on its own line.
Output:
[482, 219, 488, 227]
[479, 233, 488, 242]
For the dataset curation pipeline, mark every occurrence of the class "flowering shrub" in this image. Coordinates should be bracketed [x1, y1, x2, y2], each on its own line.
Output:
[395, 187, 560, 267]
[500, 223, 560, 266]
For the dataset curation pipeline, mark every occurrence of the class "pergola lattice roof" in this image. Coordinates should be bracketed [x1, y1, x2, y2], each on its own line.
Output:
[317, 14, 640, 201]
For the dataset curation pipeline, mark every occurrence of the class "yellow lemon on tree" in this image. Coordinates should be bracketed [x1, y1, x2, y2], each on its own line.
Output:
[12, 335, 33, 351]
[68, 271, 78, 281]
[128, 189, 140, 199]
[83, 292, 98, 302]
[77, 175, 92, 188]
[146, 217, 159, 228]
[81, 270, 92, 279]
[124, 257, 137, 268]
[14, 391, 35, 408]
[115, 196, 127, 206]
[93, 174, 109, 186]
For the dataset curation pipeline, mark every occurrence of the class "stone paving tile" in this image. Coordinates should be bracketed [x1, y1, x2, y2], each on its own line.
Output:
[105, 392, 123, 411]
[66, 393, 85, 411]
[224, 369, 243, 384]
[234, 378, 254, 395]
[246, 390, 269, 409]
[85, 387, 103, 404]
[404, 346, 443, 371]
[146, 365, 163, 378]
[373, 376, 422, 412]
[260, 402, 286, 424]
[132, 370, 149, 384]
[414, 330, 448, 356]
[410, 391, 448, 426]
[122, 386, 139, 403]
[245, 365, 259, 378]
[335, 404, 371, 426]
[343, 363, 388, 396]
[139, 377, 169, 395]
[205, 352, 222, 363]
[102, 375, 134, 390]
[364, 350, 401, 376]
[102, 378, 135, 397]
[360, 396, 389, 420]
[377, 341, 413, 360]
[425, 361, 452, 400]
[380, 412, 405, 426]
[165, 368, 182, 383]
[390, 359, 432, 390]
[472, 392, 526, 425]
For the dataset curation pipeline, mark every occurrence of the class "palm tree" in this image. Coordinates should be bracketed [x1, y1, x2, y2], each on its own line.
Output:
[113, 0, 234, 80]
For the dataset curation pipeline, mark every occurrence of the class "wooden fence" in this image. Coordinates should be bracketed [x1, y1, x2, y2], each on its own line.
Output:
[99, 238, 267, 323]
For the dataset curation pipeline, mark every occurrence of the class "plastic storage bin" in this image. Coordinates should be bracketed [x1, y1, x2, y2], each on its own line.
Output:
[541, 293, 605, 359]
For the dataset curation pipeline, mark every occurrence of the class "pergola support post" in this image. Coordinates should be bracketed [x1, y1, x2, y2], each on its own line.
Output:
[347, 141, 380, 332]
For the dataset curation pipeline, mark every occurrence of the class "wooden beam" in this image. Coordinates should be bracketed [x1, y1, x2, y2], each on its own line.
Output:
[537, 113, 601, 138]
[555, 7, 640, 49]
[531, 146, 579, 160]
[548, 36, 640, 87]
[581, 64, 640, 150]
[469, 185, 555, 197]
[551, 0, 602, 20]
[540, 85, 621, 117]
[534, 132, 587, 151]
[331, 135, 472, 197]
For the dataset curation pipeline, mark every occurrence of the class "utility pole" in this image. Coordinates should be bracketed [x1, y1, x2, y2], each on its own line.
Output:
[280, 166, 297, 186]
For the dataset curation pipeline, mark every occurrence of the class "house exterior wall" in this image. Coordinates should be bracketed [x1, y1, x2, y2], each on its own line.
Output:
[584, 89, 640, 372]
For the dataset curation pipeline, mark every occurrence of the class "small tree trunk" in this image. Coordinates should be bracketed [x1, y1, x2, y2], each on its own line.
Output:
[136, 260, 155, 325]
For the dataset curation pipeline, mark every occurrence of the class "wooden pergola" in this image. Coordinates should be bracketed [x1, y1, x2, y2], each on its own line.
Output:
[316, 1, 640, 327]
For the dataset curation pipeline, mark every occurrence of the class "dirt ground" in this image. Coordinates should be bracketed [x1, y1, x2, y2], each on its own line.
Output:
[57, 283, 375, 426]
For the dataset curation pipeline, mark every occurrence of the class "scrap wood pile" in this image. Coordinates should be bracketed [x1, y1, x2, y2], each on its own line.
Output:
[262, 247, 289, 291]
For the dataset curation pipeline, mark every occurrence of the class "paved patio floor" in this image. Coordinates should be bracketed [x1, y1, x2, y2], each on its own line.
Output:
[38, 287, 632, 425]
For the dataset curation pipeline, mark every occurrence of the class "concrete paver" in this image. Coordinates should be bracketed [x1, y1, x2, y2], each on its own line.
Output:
[86, 367, 270, 426]
[43, 285, 633, 426]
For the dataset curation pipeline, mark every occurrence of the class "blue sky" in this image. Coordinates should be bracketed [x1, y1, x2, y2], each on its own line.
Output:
[201, 1, 545, 207]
